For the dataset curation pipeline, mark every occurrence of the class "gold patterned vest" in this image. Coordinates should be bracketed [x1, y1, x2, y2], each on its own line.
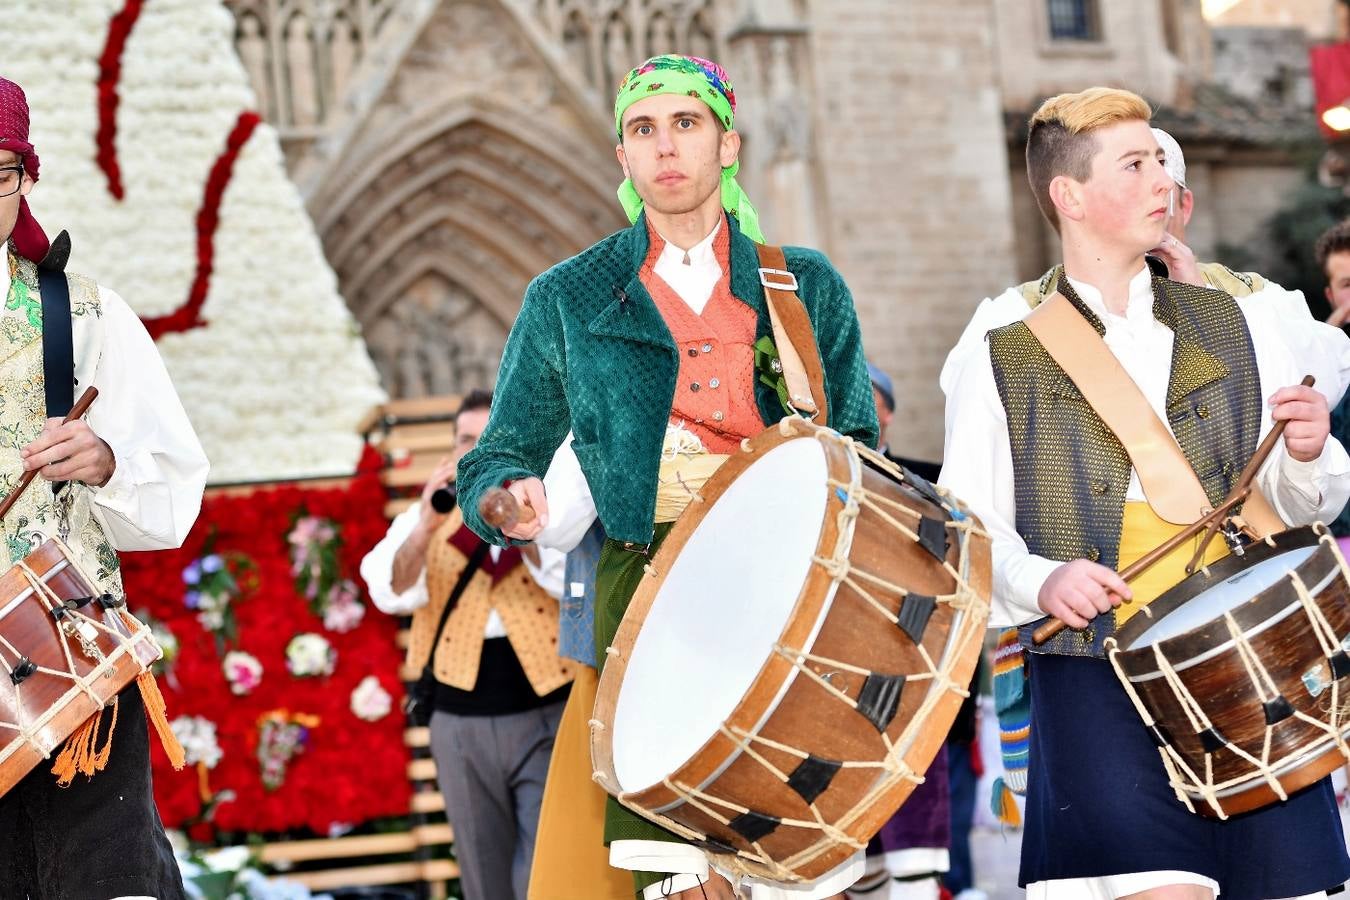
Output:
[0, 251, 122, 597]
[989, 273, 1263, 657]
[406, 508, 574, 695]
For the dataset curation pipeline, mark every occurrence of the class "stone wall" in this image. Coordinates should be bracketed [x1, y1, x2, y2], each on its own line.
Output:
[804, 0, 1016, 461]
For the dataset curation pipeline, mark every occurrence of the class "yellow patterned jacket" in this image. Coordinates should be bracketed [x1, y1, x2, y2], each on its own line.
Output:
[406, 507, 575, 695]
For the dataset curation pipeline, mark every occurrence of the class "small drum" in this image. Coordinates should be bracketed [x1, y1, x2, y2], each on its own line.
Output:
[1109, 525, 1350, 818]
[0, 537, 162, 798]
[590, 419, 991, 882]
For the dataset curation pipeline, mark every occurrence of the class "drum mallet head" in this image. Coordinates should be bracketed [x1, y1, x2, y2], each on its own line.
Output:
[478, 486, 536, 531]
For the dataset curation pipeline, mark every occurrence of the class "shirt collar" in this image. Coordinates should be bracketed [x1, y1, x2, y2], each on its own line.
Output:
[653, 216, 722, 270]
[1065, 264, 1153, 326]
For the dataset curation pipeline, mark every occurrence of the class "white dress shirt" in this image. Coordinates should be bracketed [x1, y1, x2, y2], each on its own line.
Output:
[361, 505, 565, 639]
[651, 217, 723, 315]
[0, 257, 209, 551]
[940, 264, 1350, 628]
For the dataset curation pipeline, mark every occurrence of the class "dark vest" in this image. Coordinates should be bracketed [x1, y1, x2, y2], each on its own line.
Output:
[987, 275, 1263, 657]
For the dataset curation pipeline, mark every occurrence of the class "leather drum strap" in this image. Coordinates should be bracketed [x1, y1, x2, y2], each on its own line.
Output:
[754, 243, 829, 422]
[1024, 292, 1284, 535]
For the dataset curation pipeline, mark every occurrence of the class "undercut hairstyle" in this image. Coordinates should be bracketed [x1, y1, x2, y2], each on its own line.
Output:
[455, 389, 493, 423]
[1026, 87, 1153, 230]
[1315, 220, 1350, 277]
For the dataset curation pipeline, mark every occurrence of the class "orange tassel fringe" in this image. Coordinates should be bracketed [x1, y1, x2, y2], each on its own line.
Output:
[50, 614, 186, 785]
[138, 670, 186, 771]
[51, 696, 119, 786]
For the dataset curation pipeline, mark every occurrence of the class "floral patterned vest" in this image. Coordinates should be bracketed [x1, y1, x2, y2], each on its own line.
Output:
[0, 251, 123, 598]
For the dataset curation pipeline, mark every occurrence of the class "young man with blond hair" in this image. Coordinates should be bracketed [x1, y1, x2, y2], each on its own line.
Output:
[941, 87, 1350, 898]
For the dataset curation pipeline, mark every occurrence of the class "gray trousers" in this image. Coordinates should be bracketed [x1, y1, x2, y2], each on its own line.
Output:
[430, 701, 566, 900]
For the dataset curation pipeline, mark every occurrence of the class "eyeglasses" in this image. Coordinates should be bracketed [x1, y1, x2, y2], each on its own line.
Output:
[0, 166, 23, 198]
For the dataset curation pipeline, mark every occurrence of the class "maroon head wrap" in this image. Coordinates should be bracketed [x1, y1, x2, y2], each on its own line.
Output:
[0, 77, 49, 263]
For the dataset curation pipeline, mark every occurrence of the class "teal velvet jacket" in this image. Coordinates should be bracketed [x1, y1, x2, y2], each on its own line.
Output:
[457, 214, 879, 546]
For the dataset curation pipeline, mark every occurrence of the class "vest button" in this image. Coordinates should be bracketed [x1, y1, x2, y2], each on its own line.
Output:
[702, 343, 713, 353]
[1081, 627, 1095, 645]
[1088, 546, 1101, 561]
[771, 359, 783, 374]
[709, 378, 720, 389]
[687, 347, 699, 358]
[1197, 404, 1210, 419]
[713, 410, 724, 422]
[690, 382, 701, 392]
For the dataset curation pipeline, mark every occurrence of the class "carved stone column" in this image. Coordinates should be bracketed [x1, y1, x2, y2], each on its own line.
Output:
[726, 0, 829, 250]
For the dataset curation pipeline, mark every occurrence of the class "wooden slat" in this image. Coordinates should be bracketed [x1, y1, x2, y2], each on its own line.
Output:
[381, 459, 441, 488]
[384, 498, 417, 518]
[415, 822, 455, 845]
[381, 432, 455, 454]
[404, 726, 431, 748]
[205, 476, 354, 498]
[408, 757, 439, 782]
[260, 832, 415, 863]
[272, 859, 459, 891]
[412, 790, 446, 813]
[399, 662, 420, 681]
[381, 396, 461, 419]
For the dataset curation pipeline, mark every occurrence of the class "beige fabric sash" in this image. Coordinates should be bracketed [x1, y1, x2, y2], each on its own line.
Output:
[654, 425, 729, 523]
[1024, 292, 1284, 535]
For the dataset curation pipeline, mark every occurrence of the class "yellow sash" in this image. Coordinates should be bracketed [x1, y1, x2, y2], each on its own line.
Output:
[1116, 501, 1230, 625]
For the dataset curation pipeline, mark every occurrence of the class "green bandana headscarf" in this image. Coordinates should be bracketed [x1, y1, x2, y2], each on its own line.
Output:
[613, 54, 764, 242]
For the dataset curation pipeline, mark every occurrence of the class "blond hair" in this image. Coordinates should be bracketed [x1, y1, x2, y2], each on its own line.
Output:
[1026, 87, 1152, 230]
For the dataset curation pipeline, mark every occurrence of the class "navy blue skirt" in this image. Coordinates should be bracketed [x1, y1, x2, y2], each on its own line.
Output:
[1020, 653, 1350, 899]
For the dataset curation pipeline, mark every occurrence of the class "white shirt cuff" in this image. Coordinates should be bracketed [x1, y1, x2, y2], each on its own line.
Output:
[992, 552, 1062, 627]
[610, 839, 708, 878]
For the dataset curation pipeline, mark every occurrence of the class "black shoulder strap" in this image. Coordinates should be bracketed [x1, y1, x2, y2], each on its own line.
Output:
[38, 230, 75, 419]
[425, 540, 492, 663]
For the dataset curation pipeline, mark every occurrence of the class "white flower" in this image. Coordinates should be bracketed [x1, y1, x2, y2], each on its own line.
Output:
[349, 675, 392, 722]
[169, 715, 223, 769]
[285, 633, 336, 678]
[222, 650, 264, 695]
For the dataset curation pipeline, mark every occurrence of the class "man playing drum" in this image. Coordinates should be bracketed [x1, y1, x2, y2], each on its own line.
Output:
[456, 54, 878, 899]
[0, 75, 208, 898]
[940, 86, 1350, 899]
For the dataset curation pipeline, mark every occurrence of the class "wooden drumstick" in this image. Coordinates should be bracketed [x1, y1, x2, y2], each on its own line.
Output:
[1032, 374, 1315, 646]
[478, 485, 537, 532]
[0, 386, 100, 522]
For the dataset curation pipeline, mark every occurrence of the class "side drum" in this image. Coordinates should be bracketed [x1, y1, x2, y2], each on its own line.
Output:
[0, 537, 162, 797]
[1109, 525, 1350, 818]
[590, 418, 991, 882]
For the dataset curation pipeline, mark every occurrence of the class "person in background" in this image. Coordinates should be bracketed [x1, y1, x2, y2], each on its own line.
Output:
[360, 390, 573, 900]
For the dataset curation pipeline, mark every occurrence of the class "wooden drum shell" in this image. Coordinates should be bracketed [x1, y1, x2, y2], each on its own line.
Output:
[592, 421, 991, 880]
[1112, 527, 1350, 817]
[0, 539, 159, 798]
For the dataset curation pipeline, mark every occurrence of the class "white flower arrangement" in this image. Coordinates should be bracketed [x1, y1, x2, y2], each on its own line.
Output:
[285, 633, 336, 678]
[349, 675, 393, 722]
[170, 714, 224, 769]
[5, 0, 386, 483]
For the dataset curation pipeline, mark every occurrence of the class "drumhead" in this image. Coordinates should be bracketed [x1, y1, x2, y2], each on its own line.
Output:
[1130, 546, 1317, 646]
[611, 436, 832, 793]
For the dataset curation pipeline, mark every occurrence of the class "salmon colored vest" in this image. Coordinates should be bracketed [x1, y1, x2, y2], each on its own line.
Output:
[639, 222, 762, 453]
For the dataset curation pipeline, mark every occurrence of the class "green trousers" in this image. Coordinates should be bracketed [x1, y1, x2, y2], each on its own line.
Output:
[593, 522, 687, 895]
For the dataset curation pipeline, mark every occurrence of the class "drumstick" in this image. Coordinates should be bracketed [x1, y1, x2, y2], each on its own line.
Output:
[0, 386, 100, 522]
[1181, 373, 1316, 575]
[478, 485, 537, 532]
[1033, 374, 1315, 646]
